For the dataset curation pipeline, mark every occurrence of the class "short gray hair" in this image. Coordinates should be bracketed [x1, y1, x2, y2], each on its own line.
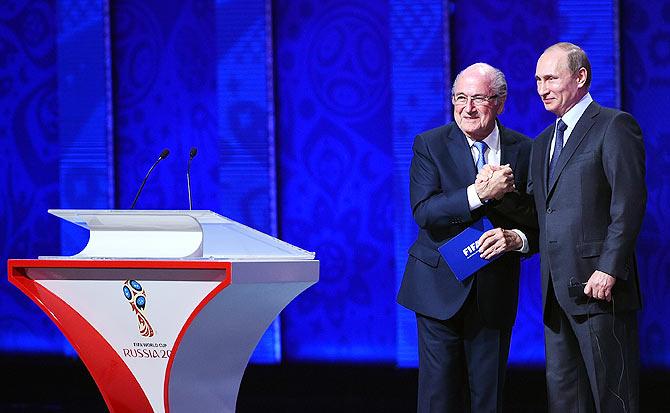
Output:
[544, 42, 592, 89]
[452, 62, 507, 99]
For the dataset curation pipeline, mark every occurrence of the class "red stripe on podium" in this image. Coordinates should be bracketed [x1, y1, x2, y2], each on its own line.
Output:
[8, 258, 231, 270]
[8, 266, 154, 413]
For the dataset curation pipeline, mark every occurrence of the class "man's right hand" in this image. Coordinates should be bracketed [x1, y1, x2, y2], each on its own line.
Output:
[475, 164, 515, 201]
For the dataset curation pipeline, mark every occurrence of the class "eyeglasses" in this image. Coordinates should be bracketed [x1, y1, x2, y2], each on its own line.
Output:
[452, 94, 499, 106]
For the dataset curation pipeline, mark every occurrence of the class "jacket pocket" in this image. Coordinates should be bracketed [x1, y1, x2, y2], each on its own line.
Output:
[577, 241, 603, 258]
[408, 244, 441, 268]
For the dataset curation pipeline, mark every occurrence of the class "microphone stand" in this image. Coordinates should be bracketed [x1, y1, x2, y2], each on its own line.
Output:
[130, 149, 169, 209]
[187, 147, 197, 210]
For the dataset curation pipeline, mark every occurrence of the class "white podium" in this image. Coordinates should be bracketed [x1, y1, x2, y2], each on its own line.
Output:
[7, 210, 319, 413]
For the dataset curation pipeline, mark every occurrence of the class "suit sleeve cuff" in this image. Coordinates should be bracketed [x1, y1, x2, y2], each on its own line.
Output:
[467, 184, 484, 211]
[511, 229, 529, 253]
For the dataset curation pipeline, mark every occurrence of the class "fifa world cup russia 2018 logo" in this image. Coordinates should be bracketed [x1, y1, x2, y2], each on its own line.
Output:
[123, 280, 155, 337]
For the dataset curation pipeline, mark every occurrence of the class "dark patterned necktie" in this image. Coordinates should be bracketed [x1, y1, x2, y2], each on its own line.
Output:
[548, 119, 567, 180]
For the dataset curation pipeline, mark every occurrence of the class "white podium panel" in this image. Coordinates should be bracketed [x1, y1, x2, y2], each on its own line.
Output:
[8, 210, 319, 413]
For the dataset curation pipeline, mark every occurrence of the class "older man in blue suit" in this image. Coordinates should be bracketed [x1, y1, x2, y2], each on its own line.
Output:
[398, 63, 537, 412]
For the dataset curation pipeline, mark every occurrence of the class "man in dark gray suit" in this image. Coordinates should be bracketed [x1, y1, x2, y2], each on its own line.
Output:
[530, 42, 646, 412]
[397, 63, 537, 412]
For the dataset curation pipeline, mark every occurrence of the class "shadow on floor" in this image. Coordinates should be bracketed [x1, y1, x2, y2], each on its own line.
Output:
[0, 356, 667, 412]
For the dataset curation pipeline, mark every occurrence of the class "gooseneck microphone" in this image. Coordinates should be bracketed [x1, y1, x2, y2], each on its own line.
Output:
[130, 148, 170, 209]
[187, 147, 198, 210]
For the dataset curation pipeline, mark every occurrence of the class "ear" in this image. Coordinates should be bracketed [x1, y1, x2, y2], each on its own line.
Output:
[496, 96, 506, 115]
[576, 67, 588, 89]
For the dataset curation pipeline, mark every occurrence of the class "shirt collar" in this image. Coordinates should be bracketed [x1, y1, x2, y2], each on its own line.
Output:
[560, 92, 593, 129]
[465, 122, 500, 151]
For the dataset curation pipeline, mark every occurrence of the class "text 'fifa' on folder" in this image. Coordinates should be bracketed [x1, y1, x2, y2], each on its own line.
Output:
[438, 217, 502, 281]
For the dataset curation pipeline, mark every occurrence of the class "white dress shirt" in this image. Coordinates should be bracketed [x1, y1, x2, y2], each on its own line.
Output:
[549, 93, 593, 159]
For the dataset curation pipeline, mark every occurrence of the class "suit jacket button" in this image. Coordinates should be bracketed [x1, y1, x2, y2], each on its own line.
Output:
[546, 208, 553, 214]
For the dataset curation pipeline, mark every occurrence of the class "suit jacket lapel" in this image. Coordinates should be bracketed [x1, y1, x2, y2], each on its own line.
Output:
[444, 126, 477, 185]
[499, 124, 520, 170]
[547, 102, 600, 194]
[541, 127, 553, 196]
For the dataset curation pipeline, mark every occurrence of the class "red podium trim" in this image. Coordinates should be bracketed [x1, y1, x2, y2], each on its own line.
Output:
[8, 259, 231, 270]
[7, 259, 233, 413]
[9, 266, 153, 413]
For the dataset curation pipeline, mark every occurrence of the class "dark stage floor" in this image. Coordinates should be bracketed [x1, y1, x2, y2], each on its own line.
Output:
[0, 356, 668, 412]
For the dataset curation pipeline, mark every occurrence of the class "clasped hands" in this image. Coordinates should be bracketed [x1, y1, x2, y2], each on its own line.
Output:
[475, 164, 516, 201]
[475, 164, 521, 259]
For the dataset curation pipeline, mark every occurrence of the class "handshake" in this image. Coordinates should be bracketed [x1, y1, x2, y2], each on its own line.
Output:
[475, 164, 516, 201]
[474, 164, 523, 258]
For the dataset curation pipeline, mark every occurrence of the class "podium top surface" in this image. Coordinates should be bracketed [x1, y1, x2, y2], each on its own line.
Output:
[50, 209, 232, 227]
[48, 209, 315, 260]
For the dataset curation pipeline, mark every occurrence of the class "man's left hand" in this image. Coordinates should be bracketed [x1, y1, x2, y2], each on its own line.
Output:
[584, 270, 616, 302]
[477, 228, 522, 260]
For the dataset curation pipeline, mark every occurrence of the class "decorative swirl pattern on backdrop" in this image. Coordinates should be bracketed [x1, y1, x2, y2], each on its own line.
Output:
[112, 1, 219, 212]
[0, 0, 71, 354]
[389, 0, 448, 366]
[306, 5, 387, 118]
[277, 0, 396, 361]
[110, 1, 161, 107]
[622, 0, 670, 368]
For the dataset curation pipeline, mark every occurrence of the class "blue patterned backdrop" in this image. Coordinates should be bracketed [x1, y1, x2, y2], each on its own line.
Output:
[58, 0, 113, 255]
[111, 0, 218, 211]
[275, 0, 396, 362]
[0, 0, 72, 354]
[621, 0, 670, 368]
[1, 0, 669, 369]
[389, 0, 449, 366]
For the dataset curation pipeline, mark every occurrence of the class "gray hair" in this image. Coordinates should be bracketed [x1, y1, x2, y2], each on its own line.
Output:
[452, 62, 507, 99]
[545, 42, 592, 89]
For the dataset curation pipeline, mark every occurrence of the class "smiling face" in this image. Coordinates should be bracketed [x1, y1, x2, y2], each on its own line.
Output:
[452, 68, 504, 141]
[535, 48, 588, 116]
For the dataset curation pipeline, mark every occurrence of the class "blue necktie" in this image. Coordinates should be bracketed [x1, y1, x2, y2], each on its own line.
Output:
[474, 141, 488, 172]
[548, 119, 568, 180]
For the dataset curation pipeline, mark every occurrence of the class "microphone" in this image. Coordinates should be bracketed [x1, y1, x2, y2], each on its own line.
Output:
[130, 149, 170, 209]
[187, 147, 198, 210]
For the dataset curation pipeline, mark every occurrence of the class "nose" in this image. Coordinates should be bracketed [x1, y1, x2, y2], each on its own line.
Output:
[537, 80, 547, 96]
[465, 97, 477, 111]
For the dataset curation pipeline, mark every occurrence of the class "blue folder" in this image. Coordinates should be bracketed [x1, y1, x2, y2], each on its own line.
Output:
[438, 217, 501, 281]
